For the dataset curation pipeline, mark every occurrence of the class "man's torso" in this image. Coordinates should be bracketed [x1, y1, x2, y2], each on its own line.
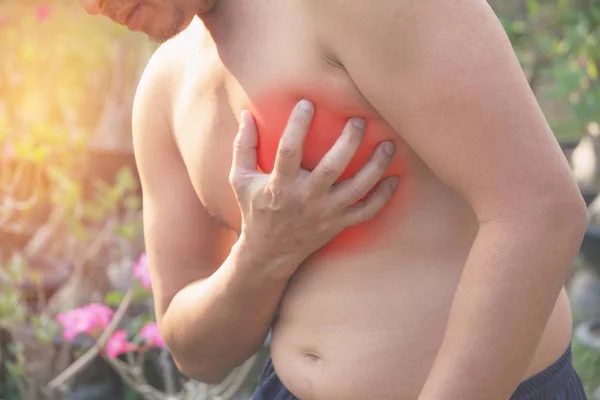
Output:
[156, 1, 573, 398]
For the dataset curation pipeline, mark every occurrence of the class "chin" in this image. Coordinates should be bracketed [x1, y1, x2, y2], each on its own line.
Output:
[146, 15, 193, 42]
[143, 24, 179, 42]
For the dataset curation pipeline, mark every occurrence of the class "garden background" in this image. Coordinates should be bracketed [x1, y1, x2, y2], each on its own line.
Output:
[1, 0, 600, 399]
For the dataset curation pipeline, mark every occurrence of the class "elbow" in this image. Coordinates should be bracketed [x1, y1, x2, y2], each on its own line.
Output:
[485, 185, 587, 242]
[526, 186, 588, 278]
[482, 185, 587, 273]
[171, 355, 230, 385]
[541, 189, 588, 280]
[160, 321, 232, 385]
[542, 187, 588, 244]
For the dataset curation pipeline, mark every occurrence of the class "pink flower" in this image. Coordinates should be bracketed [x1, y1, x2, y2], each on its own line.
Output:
[35, 4, 52, 23]
[133, 252, 152, 290]
[139, 322, 165, 348]
[105, 330, 137, 359]
[57, 303, 114, 341]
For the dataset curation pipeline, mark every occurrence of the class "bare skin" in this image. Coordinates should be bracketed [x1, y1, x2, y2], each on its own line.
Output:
[81, 0, 588, 399]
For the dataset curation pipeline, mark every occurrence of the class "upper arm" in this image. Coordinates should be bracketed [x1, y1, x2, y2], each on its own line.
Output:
[132, 46, 237, 324]
[330, 0, 582, 220]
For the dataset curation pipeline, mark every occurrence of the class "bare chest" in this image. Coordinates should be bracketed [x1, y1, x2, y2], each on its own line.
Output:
[172, 6, 407, 249]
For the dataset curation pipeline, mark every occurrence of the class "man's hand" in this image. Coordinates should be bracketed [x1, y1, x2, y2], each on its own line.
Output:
[230, 99, 398, 273]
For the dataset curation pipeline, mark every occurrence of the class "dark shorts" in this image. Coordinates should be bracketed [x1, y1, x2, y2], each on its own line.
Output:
[251, 344, 586, 400]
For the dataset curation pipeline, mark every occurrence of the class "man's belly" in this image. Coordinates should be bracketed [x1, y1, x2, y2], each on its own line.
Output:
[269, 246, 574, 400]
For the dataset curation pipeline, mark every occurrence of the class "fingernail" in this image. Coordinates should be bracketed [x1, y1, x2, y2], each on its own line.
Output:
[298, 99, 313, 111]
[351, 118, 365, 129]
[389, 177, 399, 189]
[383, 142, 396, 156]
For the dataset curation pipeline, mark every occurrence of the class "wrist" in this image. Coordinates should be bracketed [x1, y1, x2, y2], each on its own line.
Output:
[232, 233, 302, 282]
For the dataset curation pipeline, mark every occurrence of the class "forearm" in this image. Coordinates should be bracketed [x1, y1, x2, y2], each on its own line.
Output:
[418, 209, 585, 400]
[162, 237, 296, 383]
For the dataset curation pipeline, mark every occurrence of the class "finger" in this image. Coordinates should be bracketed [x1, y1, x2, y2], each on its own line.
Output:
[307, 118, 365, 195]
[332, 141, 396, 207]
[342, 177, 398, 227]
[271, 100, 314, 181]
[231, 110, 258, 172]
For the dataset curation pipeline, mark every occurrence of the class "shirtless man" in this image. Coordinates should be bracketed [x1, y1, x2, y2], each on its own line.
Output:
[79, 0, 589, 398]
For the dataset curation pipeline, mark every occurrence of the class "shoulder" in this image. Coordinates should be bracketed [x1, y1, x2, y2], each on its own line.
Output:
[132, 17, 214, 180]
[133, 17, 212, 132]
[317, 0, 499, 40]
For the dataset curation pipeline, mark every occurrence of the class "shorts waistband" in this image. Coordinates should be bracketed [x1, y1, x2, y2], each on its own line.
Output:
[510, 344, 575, 399]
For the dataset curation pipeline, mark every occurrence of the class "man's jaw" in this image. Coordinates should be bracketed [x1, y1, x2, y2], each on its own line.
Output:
[197, 0, 218, 14]
[115, 3, 141, 27]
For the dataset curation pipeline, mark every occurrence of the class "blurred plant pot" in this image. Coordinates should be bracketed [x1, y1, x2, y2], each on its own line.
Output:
[560, 138, 581, 164]
[581, 186, 599, 206]
[142, 347, 184, 393]
[580, 226, 600, 275]
[576, 318, 600, 350]
[568, 268, 600, 326]
[84, 147, 140, 199]
[64, 335, 124, 400]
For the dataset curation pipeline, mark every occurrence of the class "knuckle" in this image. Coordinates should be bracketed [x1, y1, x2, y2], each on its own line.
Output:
[228, 169, 239, 185]
[228, 170, 244, 190]
[362, 208, 378, 221]
[319, 162, 339, 180]
[268, 178, 307, 211]
[268, 176, 283, 195]
[232, 132, 243, 146]
[232, 131, 245, 151]
[359, 203, 380, 222]
[268, 176, 289, 204]
[292, 191, 309, 208]
[291, 183, 309, 205]
[348, 181, 365, 200]
[277, 143, 296, 161]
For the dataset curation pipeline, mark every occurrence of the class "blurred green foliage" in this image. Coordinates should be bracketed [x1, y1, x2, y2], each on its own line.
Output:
[494, 0, 600, 140]
[0, 1, 151, 247]
[0, 1, 152, 206]
[0, 1, 127, 155]
[572, 336, 600, 397]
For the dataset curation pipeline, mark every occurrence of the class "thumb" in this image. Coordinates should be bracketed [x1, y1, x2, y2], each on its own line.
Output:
[232, 110, 258, 172]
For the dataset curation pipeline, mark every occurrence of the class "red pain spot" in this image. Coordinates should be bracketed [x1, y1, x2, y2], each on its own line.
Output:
[246, 94, 411, 255]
